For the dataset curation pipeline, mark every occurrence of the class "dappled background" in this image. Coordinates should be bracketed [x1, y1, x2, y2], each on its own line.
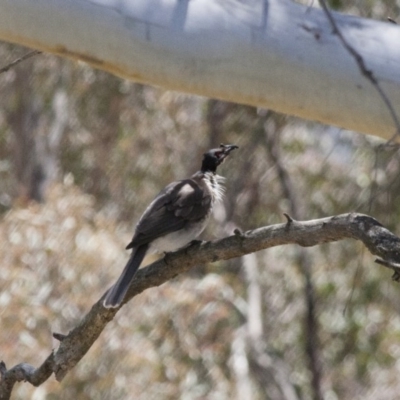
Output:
[1, 1, 400, 399]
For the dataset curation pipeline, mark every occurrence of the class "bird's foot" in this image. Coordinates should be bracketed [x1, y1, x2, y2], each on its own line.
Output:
[163, 251, 173, 265]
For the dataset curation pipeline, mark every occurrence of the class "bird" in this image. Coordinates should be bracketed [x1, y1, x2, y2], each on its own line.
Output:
[103, 144, 238, 308]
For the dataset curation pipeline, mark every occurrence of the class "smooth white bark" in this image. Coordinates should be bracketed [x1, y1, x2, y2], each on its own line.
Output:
[0, 0, 399, 140]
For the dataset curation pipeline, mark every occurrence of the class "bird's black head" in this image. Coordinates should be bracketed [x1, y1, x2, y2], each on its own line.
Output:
[201, 144, 238, 173]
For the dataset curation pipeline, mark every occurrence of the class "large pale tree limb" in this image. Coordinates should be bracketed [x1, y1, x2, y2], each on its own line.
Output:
[1, 213, 400, 399]
[0, 0, 399, 139]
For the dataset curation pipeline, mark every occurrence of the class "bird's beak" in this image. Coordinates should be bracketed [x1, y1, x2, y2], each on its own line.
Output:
[220, 144, 239, 159]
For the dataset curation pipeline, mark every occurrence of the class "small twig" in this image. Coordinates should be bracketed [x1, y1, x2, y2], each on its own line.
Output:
[0, 50, 42, 74]
[387, 17, 397, 25]
[53, 333, 67, 342]
[318, 0, 400, 141]
[283, 213, 294, 223]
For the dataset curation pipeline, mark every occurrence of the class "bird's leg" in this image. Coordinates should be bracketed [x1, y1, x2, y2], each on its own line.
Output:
[163, 251, 173, 265]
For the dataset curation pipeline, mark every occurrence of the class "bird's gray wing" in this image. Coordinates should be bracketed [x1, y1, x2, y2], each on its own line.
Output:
[126, 178, 212, 249]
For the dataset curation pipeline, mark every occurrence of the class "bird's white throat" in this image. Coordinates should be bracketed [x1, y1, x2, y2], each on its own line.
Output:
[205, 172, 225, 203]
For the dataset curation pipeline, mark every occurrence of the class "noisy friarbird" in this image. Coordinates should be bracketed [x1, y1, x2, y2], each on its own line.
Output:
[103, 144, 238, 308]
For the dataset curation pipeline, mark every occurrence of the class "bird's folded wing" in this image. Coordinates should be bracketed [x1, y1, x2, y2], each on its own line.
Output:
[126, 179, 212, 249]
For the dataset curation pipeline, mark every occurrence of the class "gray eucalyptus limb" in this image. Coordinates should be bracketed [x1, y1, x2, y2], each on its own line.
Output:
[1, 212, 400, 399]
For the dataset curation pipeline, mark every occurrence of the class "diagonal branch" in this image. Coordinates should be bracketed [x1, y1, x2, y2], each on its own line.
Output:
[318, 0, 400, 141]
[1, 212, 400, 398]
[0, 50, 41, 74]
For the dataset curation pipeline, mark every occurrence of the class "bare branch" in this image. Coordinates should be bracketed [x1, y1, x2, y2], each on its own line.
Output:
[0, 50, 41, 74]
[1, 213, 400, 397]
[318, 0, 400, 141]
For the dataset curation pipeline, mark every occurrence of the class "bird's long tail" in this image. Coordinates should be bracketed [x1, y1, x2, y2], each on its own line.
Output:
[103, 244, 149, 308]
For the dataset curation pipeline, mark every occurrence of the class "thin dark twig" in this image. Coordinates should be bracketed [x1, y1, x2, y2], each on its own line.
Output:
[263, 123, 323, 400]
[53, 333, 67, 342]
[318, 0, 400, 141]
[368, 145, 380, 213]
[353, 143, 400, 217]
[0, 50, 42, 74]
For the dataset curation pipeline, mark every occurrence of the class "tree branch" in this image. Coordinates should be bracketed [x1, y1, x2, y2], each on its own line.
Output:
[0, 0, 400, 139]
[0, 50, 41, 74]
[1, 212, 400, 398]
[318, 0, 400, 141]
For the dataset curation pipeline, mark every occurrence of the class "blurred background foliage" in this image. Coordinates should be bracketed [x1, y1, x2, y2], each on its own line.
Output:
[1, 1, 400, 399]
